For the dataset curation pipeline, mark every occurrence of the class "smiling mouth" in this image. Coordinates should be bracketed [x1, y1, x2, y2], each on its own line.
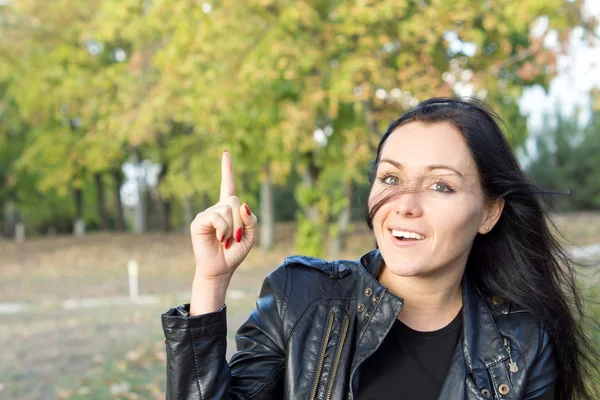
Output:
[390, 229, 425, 240]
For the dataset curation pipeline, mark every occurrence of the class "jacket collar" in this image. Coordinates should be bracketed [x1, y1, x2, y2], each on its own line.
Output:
[354, 249, 402, 341]
[356, 249, 507, 372]
[460, 273, 508, 371]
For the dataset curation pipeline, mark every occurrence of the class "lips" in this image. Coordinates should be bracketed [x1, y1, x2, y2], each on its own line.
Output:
[388, 227, 426, 239]
[386, 227, 426, 247]
[391, 229, 425, 240]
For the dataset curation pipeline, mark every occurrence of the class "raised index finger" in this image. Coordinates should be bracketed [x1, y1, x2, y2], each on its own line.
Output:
[220, 151, 236, 201]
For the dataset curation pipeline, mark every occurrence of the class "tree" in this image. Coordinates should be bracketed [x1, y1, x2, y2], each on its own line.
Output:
[194, 0, 583, 256]
[1, 0, 590, 250]
[0, 86, 27, 238]
[1, 1, 105, 234]
[526, 108, 600, 211]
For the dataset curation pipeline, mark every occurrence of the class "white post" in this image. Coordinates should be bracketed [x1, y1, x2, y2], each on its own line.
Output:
[127, 259, 139, 300]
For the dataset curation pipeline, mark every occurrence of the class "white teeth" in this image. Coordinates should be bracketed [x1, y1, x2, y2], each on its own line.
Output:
[391, 229, 425, 240]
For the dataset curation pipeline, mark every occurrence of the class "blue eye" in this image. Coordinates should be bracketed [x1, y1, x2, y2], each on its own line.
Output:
[431, 182, 452, 192]
[381, 175, 400, 185]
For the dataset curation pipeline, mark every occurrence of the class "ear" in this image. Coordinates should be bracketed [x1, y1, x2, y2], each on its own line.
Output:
[478, 198, 505, 234]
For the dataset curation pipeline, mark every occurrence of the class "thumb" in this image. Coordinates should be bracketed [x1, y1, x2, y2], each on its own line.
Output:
[240, 203, 257, 242]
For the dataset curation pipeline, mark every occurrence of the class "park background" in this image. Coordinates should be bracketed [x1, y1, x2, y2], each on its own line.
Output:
[1, 0, 600, 398]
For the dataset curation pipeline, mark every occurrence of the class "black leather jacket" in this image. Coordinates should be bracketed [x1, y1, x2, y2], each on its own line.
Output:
[162, 249, 557, 400]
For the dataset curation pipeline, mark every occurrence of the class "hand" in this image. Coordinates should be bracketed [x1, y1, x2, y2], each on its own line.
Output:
[189, 151, 257, 282]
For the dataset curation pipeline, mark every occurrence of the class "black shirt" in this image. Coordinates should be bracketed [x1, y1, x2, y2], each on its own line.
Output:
[355, 310, 462, 400]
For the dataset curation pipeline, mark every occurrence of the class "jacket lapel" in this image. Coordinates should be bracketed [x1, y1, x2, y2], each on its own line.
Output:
[352, 250, 508, 400]
[349, 250, 404, 398]
[461, 276, 507, 368]
[439, 276, 508, 399]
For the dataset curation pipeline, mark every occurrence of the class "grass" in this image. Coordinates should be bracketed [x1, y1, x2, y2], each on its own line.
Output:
[0, 215, 598, 399]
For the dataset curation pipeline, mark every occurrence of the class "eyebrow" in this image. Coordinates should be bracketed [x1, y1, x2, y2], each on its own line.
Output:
[379, 158, 464, 179]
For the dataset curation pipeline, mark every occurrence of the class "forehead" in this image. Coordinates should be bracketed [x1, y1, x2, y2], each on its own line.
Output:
[380, 121, 476, 173]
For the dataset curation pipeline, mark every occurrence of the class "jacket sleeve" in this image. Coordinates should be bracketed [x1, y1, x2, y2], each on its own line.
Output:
[161, 266, 287, 400]
[523, 327, 557, 399]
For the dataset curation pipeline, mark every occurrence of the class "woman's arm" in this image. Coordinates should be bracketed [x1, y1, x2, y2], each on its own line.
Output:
[162, 266, 287, 400]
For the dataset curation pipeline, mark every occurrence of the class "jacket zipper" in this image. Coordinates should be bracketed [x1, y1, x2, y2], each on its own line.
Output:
[504, 337, 518, 373]
[311, 310, 335, 400]
[326, 314, 349, 400]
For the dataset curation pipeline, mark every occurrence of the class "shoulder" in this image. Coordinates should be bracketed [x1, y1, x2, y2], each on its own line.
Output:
[268, 254, 359, 293]
[283, 255, 355, 279]
[486, 295, 544, 343]
[486, 295, 557, 379]
[486, 295, 541, 336]
[264, 255, 361, 310]
[278, 249, 379, 282]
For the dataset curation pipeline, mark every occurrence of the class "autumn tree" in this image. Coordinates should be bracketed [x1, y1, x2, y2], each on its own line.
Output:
[1, 0, 591, 252]
[193, 0, 583, 256]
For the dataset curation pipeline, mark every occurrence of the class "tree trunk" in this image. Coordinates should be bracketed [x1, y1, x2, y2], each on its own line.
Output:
[94, 173, 109, 230]
[155, 163, 171, 232]
[14, 209, 24, 242]
[47, 225, 57, 237]
[328, 183, 352, 259]
[183, 196, 194, 233]
[134, 152, 147, 233]
[0, 197, 4, 238]
[73, 188, 85, 236]
[259, 165, 274, 251]
[6, 202, 24, 242]
[155, 193, 171, 232]
[201, 193, 212, 210]
[295, 153, 325, 256]
[2, 199, 16, 238]
[145, 188, 155, 231]
[164, 200, 171, 231]
[301, 159, 320, 224]
[111, 168, 126, 231]
[15, 219, 25, 242]
[182, 159, 194, 233]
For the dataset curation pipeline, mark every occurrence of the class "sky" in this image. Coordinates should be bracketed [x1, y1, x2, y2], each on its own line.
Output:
[520, 0, 600, 132]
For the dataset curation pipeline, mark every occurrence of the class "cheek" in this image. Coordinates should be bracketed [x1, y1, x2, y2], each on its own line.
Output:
[367, 185, 390, 220]
[370, 203, 389, 228]
[430, 196, 483, 236]
[368, 183, 386, 207]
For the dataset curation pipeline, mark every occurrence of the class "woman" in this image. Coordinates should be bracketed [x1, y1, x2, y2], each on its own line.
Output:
[162, 98, 598, 400]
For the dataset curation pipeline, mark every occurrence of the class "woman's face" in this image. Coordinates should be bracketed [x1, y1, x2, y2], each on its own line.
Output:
[369, 121, 501, 279]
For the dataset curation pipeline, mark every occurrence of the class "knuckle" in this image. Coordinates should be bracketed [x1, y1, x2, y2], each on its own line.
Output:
[215, 204, 232, 215]
[192, 212, 205, 225]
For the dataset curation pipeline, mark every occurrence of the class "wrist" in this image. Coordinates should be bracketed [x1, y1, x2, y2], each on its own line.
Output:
[190, 274, 232, 316]
[193, 271, 233, 289]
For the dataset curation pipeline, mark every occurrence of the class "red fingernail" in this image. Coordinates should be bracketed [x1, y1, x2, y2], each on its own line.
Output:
[223, 149, 228, 153]
[235, 228, 242, 242]
[221, 235, 226, 243]
[245, 204, 251, 216]
[225, 237, 232, 249]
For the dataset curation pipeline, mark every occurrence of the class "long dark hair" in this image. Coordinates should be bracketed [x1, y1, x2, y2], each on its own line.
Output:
[365, 97, 598, 400]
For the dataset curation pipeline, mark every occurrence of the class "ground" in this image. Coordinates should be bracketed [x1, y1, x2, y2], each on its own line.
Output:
[0, 215, 598, 399]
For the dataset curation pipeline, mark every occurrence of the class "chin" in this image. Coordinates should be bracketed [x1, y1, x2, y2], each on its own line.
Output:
[382, 262, 429, 278]
[379, 248, 428, 277]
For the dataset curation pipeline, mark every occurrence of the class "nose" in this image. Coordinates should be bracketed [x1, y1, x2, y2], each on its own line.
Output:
[394, 190, 424, 218]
